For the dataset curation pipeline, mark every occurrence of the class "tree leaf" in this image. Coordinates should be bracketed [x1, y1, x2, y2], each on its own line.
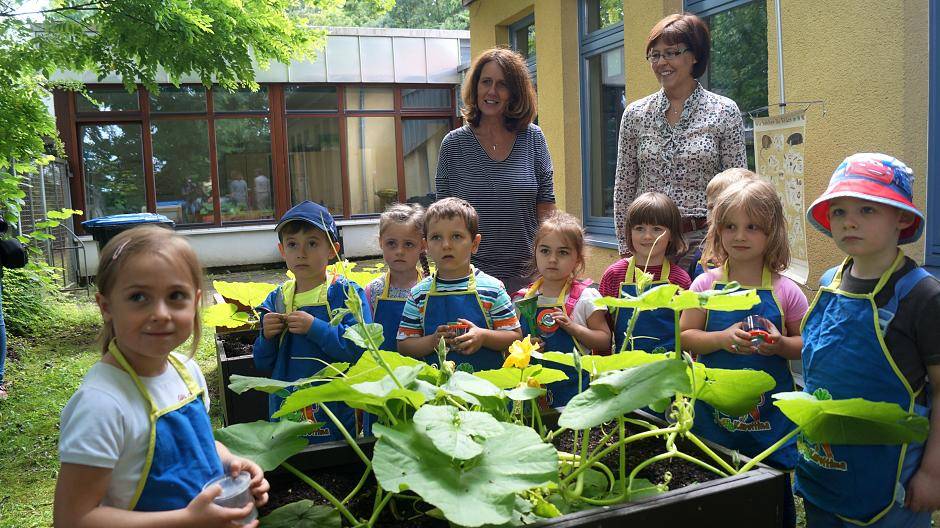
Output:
[412, 405, 505, 460]
[214, 420, 315, 472]
[773, 392, 929, 444]
[558, 360, 691, 430]
[259, 500, 340, 527]
[372, 421, 558, 527]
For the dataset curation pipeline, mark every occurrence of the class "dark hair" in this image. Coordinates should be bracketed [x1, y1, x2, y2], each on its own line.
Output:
[646, 13, 711, 79]
[461, 47, 537, 132]
[425, 197, 479, 237]
[624, 192, 687, 257]
[278, 221, 323, 242]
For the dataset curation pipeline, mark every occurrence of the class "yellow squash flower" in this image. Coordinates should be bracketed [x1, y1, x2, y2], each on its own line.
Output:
[503, 336, 540, 369]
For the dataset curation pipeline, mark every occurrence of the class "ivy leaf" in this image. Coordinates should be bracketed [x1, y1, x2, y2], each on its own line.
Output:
[773, 392, 929, 444]
[412, 405, 505, 460]
[259, 500, 340, 527]
[214, 420, 315, 472]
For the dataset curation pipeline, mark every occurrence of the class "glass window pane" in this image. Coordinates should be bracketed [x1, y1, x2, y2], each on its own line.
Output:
[401, 88, 453, 109]
[511, 20, 536, 59]
[585, 0, 624, 34]
[346, 116, 397, 215]
[345, 87, 394, 111]
[215, 118, 274, 222]
[150, 86, 207, 113]
[151, 119, 211, 224]
[285, 85, 338, 112]
[703, 1, 768, 118]
[76, 88, 139, 112]
[213, 87, 270, 113]
[287, 118, 344, 216]
[403, 119, 449, 206]
[80, 124, 145, 219]
[586, 46, 624, 219]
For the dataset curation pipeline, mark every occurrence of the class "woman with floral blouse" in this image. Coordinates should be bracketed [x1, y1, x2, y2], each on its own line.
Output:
[613, 13, 746, 269]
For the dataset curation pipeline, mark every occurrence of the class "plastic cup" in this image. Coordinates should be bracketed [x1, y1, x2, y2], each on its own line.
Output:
[203, 471, 258, 525]
[447, 322, 471, 353]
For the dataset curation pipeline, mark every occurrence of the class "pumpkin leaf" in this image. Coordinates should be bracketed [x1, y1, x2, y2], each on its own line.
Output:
[259, 500, 340, 527]
[412, 405, 505, 460]
[773, 392, 929, 444]
[214, 420, 315, 472]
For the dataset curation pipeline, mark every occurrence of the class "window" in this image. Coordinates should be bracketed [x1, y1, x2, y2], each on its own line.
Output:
[579, 1, 624, 239]
[215, 118, 274, 222]
[401, 89, 452, 110]
[77, 88, 139, 113]
[285, 86, 337, 112]
[150, 86, 207, 113]
[214, 87, 270, 113]
[345, 87, 394, 111]
[509, 15, 537, 84]
[403, 119, 450, 205]
[80, 124, 145, 219]
[151, 119, 211, 224]
[346, 116, 397, 215]
[926, 0, 940, 267]
[287, 118, 343, 215]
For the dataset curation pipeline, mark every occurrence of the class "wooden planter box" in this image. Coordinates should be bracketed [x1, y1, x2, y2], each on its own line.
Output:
[215, 329, 269, 426]
[270, 412, 788, 527]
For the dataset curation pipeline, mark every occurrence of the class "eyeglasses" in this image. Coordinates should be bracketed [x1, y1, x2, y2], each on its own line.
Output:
[646, 48, 690, 64]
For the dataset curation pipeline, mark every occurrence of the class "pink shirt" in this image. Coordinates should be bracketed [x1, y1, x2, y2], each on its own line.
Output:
[690, 267, 809, 326]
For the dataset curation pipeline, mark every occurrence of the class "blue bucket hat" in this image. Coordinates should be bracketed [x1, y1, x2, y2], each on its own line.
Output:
[276, 201, 338, 241]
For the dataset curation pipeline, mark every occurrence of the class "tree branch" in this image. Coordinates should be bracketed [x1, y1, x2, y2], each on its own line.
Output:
[0, 1, 105, 17]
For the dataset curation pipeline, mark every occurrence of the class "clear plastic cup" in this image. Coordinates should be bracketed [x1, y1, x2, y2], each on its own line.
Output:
[202, 471, 258, 525]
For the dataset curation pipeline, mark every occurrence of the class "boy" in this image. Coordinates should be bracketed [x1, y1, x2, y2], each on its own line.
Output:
[686, 167, 757, 279]
[798, 153, 940, 527]
[253, 200, 371, 443]
[397, 197, 522, 371]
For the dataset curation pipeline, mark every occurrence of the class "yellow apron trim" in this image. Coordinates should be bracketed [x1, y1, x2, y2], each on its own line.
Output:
[427, 267, 493, 330]
[614, 257, 670, 318]
[377, 268, 423, 303]
[704, 266, 785, 335]
[280, 275, 334, 348]
[107, 342, 205, 510]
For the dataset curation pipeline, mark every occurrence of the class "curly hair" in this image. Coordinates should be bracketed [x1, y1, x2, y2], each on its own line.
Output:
[461, 47, 537, 132]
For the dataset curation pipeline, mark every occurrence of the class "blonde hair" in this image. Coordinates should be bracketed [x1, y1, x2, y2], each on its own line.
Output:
[380, 203, 430, 276]
[624, 192, 687, 257]
[703, 179, 790, 273]
[706, 168, 757, 201]
[95, 225, 204, 357]
[531, 211, 587, 278]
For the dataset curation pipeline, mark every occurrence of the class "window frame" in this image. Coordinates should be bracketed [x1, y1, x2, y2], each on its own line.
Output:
[926, 0, 940, 268]
[509, 14, 537, 83]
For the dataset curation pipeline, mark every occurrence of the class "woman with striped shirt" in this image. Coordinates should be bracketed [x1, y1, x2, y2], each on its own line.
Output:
[435, 47, 556, 294]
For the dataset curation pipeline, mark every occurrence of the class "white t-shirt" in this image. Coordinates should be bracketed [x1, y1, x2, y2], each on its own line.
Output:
[534, 286, 607, 326]
[58, 354, 210, 510]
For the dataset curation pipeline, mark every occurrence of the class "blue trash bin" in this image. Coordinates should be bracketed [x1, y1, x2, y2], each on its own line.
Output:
[82, 213, 175, 251]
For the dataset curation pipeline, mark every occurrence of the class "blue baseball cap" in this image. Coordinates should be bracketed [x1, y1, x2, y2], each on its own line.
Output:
[276, 201, 338, 241]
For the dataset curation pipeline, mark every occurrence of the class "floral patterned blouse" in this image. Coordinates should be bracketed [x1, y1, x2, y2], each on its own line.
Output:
[613, 83, 746, 254]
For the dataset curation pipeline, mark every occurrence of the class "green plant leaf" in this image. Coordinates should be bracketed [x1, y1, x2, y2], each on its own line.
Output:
[372, 421, 558, 527]
[203, 302, 251, 328]
[228, 364, 348, 395]
[412, 405, 505, 460]
[505, 385, 546, 401]
[773, 392, 929, 444]
[669, 288, 761, 312]
[558, 360, 691, 430]
[213, 280, 277, 308]
[691, 364, 777, 416]
[594, 283, 679, 311]
[351, 364, 424, 398]
[540, 350, 666, 377]
[343, 323, 385, 350]
[214, 420, 316, 472]
[259, 500, 340, 527]
[474, 365, 568, 389]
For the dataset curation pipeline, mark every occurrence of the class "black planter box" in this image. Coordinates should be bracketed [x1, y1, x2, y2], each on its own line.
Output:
[271, 412, 788, 527]
[215, 329, 270, 426]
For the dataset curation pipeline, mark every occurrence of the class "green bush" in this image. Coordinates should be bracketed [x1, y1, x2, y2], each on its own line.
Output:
[1, 265, 62, 337]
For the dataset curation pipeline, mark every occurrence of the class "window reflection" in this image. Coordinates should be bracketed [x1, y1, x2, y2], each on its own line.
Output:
[76, 88, 139, 112]
[151, 120, 211, 224]
[403, 119, 449, 207]
[586, 46, 624, 219]
[215, 119, 274, 222]
[81, 124, 145, 219]
[287, 118, 344, 215]
[346, 117, 397, 215]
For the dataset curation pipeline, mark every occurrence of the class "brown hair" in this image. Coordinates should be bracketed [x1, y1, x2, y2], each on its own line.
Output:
[646, 13, 711, 79]
[703, 179, 790, 273]
[95, 225, 204, 357]
[425, 197, 479, 237]
[461, 47, 537, 132]
[380, 202, 430, 276]
[706, 168, 757, 202]
[531, 211, 587, 278]
[624, 192, 687, 257]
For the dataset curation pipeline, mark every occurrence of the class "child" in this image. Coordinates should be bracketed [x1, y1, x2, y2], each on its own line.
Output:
[687, 168, 758, 280]
[796, 153, 940, 527]
[398, 197, 522, 371]
[365, 203, 430, 353]
[253, 200, 371, 443]
[513, 211, 611, 407]
[600, 192, 691, 354]
[680, 178, 806, 528]
[54, 225, 268, 525]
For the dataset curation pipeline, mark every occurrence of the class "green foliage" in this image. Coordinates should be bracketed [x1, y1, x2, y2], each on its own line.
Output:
[291, 0, 468, 30]
[214, 420, 319, 472]
[692, 364, 777, 417]
[1, 266, 60, 336]
[260, 500, 341, 527]
[204, 280, 277, 328]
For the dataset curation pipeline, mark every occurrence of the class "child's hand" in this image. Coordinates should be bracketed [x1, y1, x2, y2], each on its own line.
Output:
[722, 323, 756, 355]
[906, 466, 940, 511]
[262, 312, 286, 339]
[228, 457, 270, 508]
[551, 309, 573, 330]
[286, 311, 315, 335]
[754, 318, 783, 357]
[453, 319, 484, 355]
[187, 484, 259, 527]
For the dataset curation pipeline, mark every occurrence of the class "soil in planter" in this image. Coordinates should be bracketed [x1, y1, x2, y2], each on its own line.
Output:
[220, 331, 255, 358]
[259, 421, 733, 526]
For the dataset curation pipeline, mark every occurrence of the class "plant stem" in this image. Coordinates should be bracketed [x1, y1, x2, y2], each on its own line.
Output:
[736, 426, 802, 474]
[342, 466, 374, 505]
[283, 462, 360, 526]
[684, 431, 738, 475]
[672, 450, 730, 478]
[562, 426, 680, 485]
[367, 491, 395, 527]
[618, 417, 626, 496]
[319, 402, 371, 466]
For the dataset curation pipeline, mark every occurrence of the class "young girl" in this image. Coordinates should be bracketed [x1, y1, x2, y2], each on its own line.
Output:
[54, 226, 269, 527]
[513, 211, 611, 407]
[679, 179, 806, 527]
[366, 203, 430, 352]
[600, 192, 691, 354]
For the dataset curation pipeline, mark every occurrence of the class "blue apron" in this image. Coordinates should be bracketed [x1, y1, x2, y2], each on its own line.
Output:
[613, 258, 676, 353]
[423, 269, 502, 372]
[516, 278, 588, 407]
[108, 342, 224, 512]
[373, 272, 413, 353]
[795, 253, 932, 524]
[692, 266, 798, 470]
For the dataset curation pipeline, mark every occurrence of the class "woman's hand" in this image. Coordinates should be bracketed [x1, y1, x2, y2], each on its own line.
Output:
[453, 319, 484, 355]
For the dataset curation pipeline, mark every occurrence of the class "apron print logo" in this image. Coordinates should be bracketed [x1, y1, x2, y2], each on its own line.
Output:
[713, 393, 771, 432]
[301, 404, 332, 437]
[797, 434, 847, 471]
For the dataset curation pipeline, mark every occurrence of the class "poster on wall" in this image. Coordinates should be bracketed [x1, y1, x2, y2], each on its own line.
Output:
[753, 109, 808, 285]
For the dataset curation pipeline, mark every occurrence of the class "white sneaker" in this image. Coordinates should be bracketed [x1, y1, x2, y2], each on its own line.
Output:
[0, 384, 7, 400]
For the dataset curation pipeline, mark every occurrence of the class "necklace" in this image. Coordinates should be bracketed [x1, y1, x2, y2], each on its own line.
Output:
[492, 144, 497, 151]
